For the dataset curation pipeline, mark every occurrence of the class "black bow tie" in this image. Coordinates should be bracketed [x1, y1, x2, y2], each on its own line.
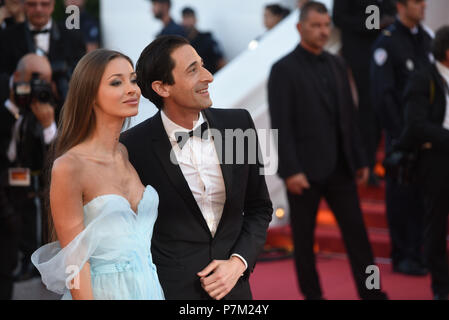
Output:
[30, 28, 50, 36]
[175, 121, 209, 149]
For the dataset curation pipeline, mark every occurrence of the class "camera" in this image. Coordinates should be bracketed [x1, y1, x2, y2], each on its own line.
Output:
[13, 72, 54, 112]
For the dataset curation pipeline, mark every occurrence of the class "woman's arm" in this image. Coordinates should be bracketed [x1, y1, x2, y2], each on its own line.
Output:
[50, 155, 94, 300]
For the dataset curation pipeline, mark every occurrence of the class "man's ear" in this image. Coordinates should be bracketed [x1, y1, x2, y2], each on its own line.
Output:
[445, 49, 449, 63]
[296, 22, 302, 34]
[151, 80, 170, 98]
[12, 71, 21, 85]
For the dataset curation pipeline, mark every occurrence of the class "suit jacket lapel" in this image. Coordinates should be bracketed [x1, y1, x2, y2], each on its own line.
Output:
[432, 64, 447, 97]
[48, 22, 60, 61]
[149, 112, 211, 235]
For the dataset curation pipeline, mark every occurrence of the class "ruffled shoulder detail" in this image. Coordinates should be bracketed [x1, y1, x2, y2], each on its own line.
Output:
[31, 201, 136, 295]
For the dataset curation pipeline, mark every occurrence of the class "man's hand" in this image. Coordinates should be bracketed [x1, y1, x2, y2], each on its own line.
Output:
[285, 173, 310, 195]
[197, 257, 246, 300]
[356, 167, 370, 186]
[30, 100, 55, 129]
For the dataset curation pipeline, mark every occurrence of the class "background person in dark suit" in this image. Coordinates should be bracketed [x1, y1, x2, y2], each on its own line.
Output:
[333, 0, 396, 185]
[0, 0, 26, 30]
[150, 0, 187, 38]
[0, 0, 85, 103]
[64, 0, 101, 52]
[181, 7, 226, 75]
[268, 1, 387, 300]
[399, 25, 449, 299]
[120, 35, 273, 300]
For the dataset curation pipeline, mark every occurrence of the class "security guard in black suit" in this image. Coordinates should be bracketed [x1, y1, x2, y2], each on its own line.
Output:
[269, 2, 388, 300]
[370, 0, 432, 275]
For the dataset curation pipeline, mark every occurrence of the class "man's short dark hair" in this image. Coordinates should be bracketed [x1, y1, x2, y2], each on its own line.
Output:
[395, 0, 424, 5]
[299, 1, 328, 22]
[151, 0, 171, 6]
[182, 7, 195, 17]
[432, 25, 449, 62]
[265, 4, 291, 19]
[136, 35, 190, 110]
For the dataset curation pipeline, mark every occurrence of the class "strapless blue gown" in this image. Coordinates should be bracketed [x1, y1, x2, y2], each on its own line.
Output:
[31, 185, 165, 300]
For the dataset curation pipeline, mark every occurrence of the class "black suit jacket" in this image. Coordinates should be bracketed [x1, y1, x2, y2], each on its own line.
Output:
[0, 21, 85, 76]
[0, 103, 16, 218]
[401, 64, 449, 194]
[120, 108, 273, 300]
[0, 104, 15, 175]
[268, 45, 367, 182]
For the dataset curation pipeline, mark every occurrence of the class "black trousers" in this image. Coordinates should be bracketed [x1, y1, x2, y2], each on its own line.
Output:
[422, 186, 449, 296]
[287, 161, 383, 299]
[384, 136, 426, 265]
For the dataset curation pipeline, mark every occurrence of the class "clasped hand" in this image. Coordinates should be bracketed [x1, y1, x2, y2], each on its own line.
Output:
[197, 257, 246, 300]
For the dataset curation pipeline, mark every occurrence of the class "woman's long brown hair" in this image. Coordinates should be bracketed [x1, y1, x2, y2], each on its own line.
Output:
[45, 49, 134, 242]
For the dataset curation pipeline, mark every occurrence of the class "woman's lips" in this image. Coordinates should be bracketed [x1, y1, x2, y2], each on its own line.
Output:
[123, 98, 139, 105]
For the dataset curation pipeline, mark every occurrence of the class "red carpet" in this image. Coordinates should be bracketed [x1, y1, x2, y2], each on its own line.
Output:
[250, 254, 433, 300]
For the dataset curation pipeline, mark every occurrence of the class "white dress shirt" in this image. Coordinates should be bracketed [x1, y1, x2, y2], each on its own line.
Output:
[161, 111, 247, 270]
[435, 61, 449, 130]
[29, 19, 52, 55]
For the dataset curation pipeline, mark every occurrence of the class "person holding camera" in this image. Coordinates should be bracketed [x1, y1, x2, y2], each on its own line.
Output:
[0, 0, 85, 103]
[399, 26, 449, 300]
[0, 53, 56, 294]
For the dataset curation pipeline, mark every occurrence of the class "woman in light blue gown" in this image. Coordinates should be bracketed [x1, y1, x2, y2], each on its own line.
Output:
[31, 49, 164, 300]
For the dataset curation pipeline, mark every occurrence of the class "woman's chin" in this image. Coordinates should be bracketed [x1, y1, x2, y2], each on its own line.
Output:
[122, 108, 139, 118]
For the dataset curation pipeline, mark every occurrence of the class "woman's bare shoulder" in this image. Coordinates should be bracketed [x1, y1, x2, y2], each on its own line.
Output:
[51, 150, 84, 182]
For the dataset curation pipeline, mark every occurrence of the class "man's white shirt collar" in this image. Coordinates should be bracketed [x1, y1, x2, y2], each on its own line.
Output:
[161, 110, 206, 142]
[4, 99, 20, 119]
[436, 61, 449, 87]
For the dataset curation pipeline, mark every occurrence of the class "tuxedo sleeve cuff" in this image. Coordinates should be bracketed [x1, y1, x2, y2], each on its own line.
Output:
[43, 122, 57, 145]
[231, 253, 248, 272]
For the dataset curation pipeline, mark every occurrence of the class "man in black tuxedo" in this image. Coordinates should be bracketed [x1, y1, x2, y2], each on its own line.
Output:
[399, 26, 449, 300]
[120, 35, 273, 300]
[268, 1, 386, 300]
[0, 0, 85, 99]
